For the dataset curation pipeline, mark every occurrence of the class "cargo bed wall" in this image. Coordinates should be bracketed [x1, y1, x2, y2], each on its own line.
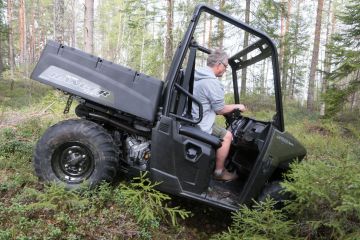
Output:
[31, 40, 163, 122]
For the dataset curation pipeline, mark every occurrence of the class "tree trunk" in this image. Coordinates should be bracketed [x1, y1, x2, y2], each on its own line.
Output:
[71, 0, 76, 47]
[164, 0, 174, 76]
[240, 0, 250, 97]
[208, 4, 213, 49]
[140, 2, 148, 72]
[288, 0, 302, 99]
[84, 0, 94, 54]
[0, 34, 3, 75]
[260, 58, 266, 95]
[307, 0, 324, 112]
[350, 91, 357, 111]
[54, 0, 64, 43]
[281, 0, 292, 97]
[0, 0, 4, 74]
[115, 14, 124, 63]
[7, 0, 15, 89]
[218, 0, 225, 48]
[320, 0, 336, 116]
[0, 9, 3, 74]
[19, 0, 26, 66]
[279, 1, 285, 73]
[29, 4, 36, 64]
[202, 13, 207, 65]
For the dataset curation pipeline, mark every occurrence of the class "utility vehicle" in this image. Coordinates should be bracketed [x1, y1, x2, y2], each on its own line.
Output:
[30, 4, 306, 210]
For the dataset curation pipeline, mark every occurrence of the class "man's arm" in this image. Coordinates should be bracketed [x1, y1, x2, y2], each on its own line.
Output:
[216, 104, 246, 115]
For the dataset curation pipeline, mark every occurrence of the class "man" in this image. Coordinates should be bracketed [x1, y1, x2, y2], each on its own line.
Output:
[192, 49, 246, 181]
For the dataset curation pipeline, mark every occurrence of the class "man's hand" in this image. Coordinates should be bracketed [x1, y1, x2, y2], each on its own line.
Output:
[235, 104, 246, 112]
[216, 104, 247, 115]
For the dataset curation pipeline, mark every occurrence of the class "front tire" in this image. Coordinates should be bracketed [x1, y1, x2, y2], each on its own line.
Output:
[257, 181, 289, 208]
[34, 119, 119, 189]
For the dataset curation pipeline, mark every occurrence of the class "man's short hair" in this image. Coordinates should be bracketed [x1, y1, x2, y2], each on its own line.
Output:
[207, 49, 229, 67]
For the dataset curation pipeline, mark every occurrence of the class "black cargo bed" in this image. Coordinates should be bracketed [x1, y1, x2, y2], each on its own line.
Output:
[31, 40, 163, 122]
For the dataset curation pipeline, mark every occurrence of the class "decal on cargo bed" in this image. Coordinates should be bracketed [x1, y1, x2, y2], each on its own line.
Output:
[38, 66, 114, 102]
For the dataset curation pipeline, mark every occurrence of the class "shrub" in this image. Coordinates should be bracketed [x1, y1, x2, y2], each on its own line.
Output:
[283, 157, 360, 239]
[29, 184, 90, 212]
[115, 172, 191, 229]
[0, 128, 33, 159]
[211, 198, 298, 240]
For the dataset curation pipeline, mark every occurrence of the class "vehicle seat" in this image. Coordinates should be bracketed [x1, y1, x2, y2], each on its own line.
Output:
[179, 125, 222, 149]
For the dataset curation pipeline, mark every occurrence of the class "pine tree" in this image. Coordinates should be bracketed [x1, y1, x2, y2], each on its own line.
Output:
[287, 0, 309, 100]
[320, 0, 336, 116]
[325, 0, 360, 115]
[307, 0, 325, 112]
[0, 0, 5, 75]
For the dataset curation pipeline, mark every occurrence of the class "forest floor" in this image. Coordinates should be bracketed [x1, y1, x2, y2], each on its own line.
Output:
[0, 80, 235, 239]
[1, 79, 359, 239]
[0, 110, 238, 239]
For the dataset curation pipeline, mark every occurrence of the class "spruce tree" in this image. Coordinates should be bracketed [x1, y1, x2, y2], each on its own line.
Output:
[325, 0, 360, 115]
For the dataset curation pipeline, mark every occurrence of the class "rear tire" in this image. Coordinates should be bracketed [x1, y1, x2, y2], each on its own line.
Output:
[33, 119, 119, 189]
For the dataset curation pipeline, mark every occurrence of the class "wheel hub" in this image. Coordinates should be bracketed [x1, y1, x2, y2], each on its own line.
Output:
[52, 142, 95, 183]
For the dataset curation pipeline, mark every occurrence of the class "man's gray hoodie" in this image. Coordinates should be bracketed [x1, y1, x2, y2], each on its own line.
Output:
[192, 66, 225, 134]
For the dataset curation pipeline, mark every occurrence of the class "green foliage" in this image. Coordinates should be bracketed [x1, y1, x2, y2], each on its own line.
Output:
[254, 0, 281, 40]
[29, 184, 90, 212]
[324, 0, 360, 116]
[0, 70, 53, 110]
[212, 198, 298, 240]
[224, 92, 277, 122]
[0, 128, 33, 159]
[116, 172, 191, 229]
[323, 85, 350, 116]
[338, 0, 360, 47]
[96, 0, 165, 79]
[283, 156, 360, 239]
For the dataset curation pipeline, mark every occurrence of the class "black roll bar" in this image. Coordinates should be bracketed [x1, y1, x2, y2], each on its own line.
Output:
[163, 4, 284, 132]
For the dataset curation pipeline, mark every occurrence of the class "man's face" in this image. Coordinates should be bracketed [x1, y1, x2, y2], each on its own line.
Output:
[214, 59, 228, 77]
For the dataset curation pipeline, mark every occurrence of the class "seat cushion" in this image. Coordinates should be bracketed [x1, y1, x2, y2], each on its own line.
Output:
[179, 126, 222, 149]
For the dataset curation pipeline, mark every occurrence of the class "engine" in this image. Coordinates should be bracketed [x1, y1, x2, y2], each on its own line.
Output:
[125, 135, 151, 170]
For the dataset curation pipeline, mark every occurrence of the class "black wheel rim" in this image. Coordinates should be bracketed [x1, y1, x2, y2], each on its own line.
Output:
[52, 142, 95, 184]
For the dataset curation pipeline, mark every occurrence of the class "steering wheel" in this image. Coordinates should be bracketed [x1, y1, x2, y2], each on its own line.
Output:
[224, 108, 243, 128]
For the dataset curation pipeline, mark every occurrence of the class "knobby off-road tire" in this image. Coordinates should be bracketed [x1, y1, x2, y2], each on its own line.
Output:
[257, 181, 290, 209]
[34, 119, 119, 189]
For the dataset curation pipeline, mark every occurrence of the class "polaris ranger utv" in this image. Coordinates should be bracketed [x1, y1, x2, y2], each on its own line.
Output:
[30, 4, 306, 210]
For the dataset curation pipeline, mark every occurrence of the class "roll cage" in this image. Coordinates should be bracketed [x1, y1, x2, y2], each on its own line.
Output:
[163, 4, 284, 132]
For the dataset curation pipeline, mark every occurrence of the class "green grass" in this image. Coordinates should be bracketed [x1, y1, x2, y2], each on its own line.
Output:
[0, 70, 52, 110]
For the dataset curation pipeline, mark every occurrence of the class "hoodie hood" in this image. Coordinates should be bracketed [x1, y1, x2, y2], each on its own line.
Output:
[194, 66, 216, 81]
